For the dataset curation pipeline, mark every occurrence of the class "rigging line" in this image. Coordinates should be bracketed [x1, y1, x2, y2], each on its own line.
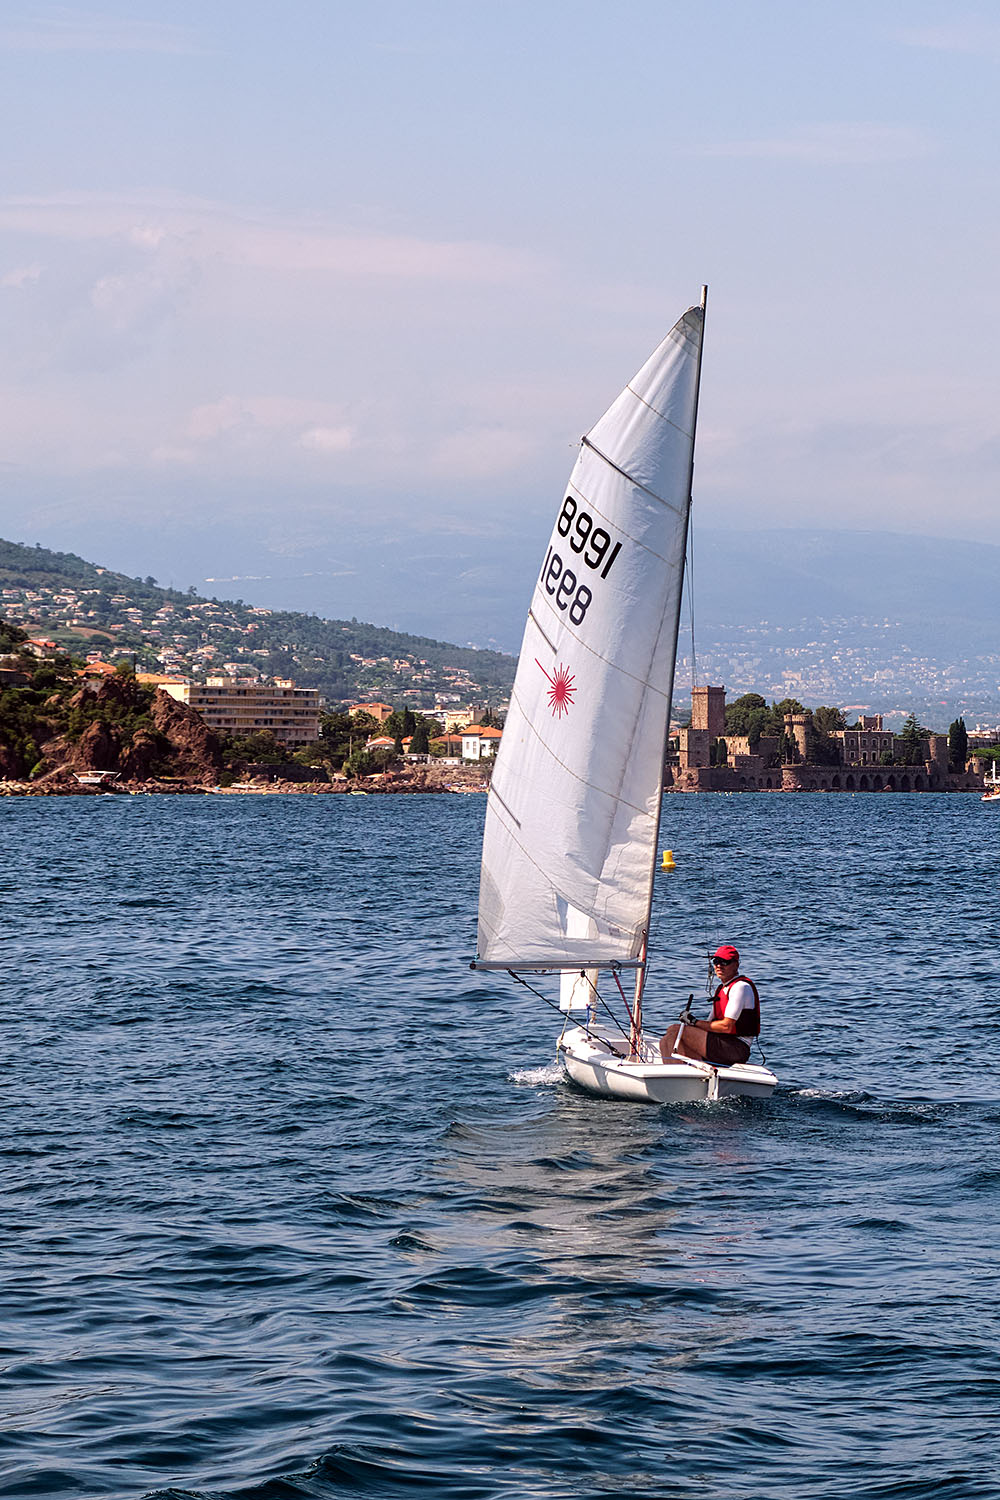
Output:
[683, 516, 723, 962]
[506, 970, 628, 1055]
[505, 969, 567, 1017]
[611, 967, 637, 1035]
[583, 972, 631, 1049]
[647, 513, 700, 975]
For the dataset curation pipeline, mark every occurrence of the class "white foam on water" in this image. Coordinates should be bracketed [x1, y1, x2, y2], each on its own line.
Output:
[509, 1061, 565, 1087]
[795, 1088, 854, 1099]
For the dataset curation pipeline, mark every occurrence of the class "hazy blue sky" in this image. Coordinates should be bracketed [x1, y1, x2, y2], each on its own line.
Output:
[1, 2, 998, 635]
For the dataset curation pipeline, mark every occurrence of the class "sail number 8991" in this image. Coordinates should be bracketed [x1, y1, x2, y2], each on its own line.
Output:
[556, 496, 622, 578]
[539, 498, 623, 628]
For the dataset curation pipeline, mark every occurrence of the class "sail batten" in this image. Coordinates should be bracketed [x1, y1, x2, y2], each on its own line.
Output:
[476, 303, 704, 973]
[580, 436, 692, 508]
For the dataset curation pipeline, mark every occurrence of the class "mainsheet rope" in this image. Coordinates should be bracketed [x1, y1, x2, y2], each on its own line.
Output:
[504, 969, 630, 1056]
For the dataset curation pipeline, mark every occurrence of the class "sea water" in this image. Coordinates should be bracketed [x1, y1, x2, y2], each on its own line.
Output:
[1, 791, 998, 1500]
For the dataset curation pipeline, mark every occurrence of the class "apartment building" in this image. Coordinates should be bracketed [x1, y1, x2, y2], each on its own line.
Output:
[159, 676, 320, 747]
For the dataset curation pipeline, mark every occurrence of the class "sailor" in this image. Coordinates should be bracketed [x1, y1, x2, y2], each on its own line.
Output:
[658, 944, 760, 1066]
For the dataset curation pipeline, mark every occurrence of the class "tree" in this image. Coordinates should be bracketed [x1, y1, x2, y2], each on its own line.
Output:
[0, 617, 27, 649]
[813, 706, 846, 735]
[725, 693, 769, 748]
[948, 717, 968, 771]
[724, 693, 766, 734]
[222, 730, 285, 765]
[898, 714, 927, 766]
[809, 705, 846, 764]
[344, 748, 376, 780]
[410, 721, 430, 754]
[764, 697, 806, 739]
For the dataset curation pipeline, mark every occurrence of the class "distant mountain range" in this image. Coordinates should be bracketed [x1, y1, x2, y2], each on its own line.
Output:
[691, 528, 1000, 655]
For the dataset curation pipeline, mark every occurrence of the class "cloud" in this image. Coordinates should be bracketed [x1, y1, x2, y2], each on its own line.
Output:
[0, 227, 200, 374]
[187, 397, 353, 443]
[430, 426, 540, 480]
[0, 193, 545, 284]
[696, 123, 931, 165]
[1, 263, 41, 287]
[0, 8, 198, 54]
[299, 426, 353, 454]
[699, 411, 1000, 539]
[897, 21, 1000, 58]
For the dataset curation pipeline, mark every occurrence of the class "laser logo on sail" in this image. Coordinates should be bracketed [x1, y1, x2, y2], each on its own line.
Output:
[536, 659, 576, 717]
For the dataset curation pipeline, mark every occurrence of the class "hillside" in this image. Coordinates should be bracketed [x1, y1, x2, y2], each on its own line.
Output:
[0, 537, 516, 709]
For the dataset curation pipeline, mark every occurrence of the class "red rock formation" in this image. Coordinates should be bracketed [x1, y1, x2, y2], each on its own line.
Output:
[73, 719, 123, 771]
[120, 728, 163, 780]
[149, 689, 223, 783]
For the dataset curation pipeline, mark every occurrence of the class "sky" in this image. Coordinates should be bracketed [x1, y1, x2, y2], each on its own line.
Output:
[1, 1, 999, 645]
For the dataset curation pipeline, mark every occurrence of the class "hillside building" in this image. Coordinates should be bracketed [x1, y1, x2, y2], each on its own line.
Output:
[461, 725, 502, 760]
[159, 677, 320, 748]
[348, 702, 393, 722]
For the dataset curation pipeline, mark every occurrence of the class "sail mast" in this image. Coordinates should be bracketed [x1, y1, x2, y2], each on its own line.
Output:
[629, 285, 708, 1056]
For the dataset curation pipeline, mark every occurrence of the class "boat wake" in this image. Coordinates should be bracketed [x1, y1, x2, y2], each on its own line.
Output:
[508, 1061, 565, 1087]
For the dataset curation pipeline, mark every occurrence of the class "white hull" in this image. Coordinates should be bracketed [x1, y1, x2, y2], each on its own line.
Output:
[558, 1024, 777, 1103]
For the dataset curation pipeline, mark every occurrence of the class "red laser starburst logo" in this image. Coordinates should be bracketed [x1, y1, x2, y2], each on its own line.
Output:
[536, 659, 576, 718]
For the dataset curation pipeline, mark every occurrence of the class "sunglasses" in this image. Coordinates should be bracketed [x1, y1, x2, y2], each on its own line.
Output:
[712, 957, 737, 964]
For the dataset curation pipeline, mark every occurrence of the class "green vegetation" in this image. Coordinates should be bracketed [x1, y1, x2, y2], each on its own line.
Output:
[724, 693, 816, 746]
[897, 713, 929, 765]
[0, 536, 515, 707]
[948, 717, 968, 770]
[222, 731, 286, 766]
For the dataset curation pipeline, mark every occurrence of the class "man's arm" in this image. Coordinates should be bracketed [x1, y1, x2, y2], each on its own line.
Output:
[691, 1015, 737, 1034]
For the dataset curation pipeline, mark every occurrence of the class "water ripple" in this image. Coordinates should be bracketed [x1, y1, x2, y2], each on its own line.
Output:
[1, 794, 998, 1499]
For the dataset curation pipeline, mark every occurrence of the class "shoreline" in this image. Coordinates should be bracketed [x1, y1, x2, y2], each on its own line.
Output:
[0, 765, 492, 798]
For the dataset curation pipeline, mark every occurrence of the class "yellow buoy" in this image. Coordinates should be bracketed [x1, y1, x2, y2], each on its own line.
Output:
[661, 849, 676, 870]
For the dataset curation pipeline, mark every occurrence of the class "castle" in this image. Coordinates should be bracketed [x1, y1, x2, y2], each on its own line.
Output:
[671, 686, 983, 793]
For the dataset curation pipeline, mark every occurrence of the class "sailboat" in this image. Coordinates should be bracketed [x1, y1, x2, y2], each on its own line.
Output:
[983, 763, 1000, 802]
[471, 288, 777, 1103]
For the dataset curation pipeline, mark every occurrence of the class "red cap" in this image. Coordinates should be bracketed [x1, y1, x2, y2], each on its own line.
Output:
[712, 944, 740, 963]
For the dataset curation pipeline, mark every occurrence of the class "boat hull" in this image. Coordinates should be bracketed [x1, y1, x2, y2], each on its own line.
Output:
[558, 1025, 777, 1103]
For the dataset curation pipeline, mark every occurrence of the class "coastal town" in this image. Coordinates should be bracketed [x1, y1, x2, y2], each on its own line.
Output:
[0, 538, 515, 709]
[2, 538, 999, 796]
[3, 607, 998, 795]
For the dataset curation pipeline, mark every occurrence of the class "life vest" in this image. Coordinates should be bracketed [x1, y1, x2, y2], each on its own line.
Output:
[712, 975, 761, 1037]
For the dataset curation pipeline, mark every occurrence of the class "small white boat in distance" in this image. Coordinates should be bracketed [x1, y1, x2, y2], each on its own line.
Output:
[983, 763, 1000, 802]
[470, 288, 776, 1104]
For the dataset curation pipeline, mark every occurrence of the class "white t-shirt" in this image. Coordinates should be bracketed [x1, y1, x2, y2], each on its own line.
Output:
[720, 979, 755, 1022]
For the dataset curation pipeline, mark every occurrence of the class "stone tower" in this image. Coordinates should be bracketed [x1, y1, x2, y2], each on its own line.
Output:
[784, 712, 813, 762]
[691, 685, 726, 739]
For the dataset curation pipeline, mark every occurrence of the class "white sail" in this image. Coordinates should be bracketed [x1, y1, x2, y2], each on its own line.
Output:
[476, 301, 705, 971]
